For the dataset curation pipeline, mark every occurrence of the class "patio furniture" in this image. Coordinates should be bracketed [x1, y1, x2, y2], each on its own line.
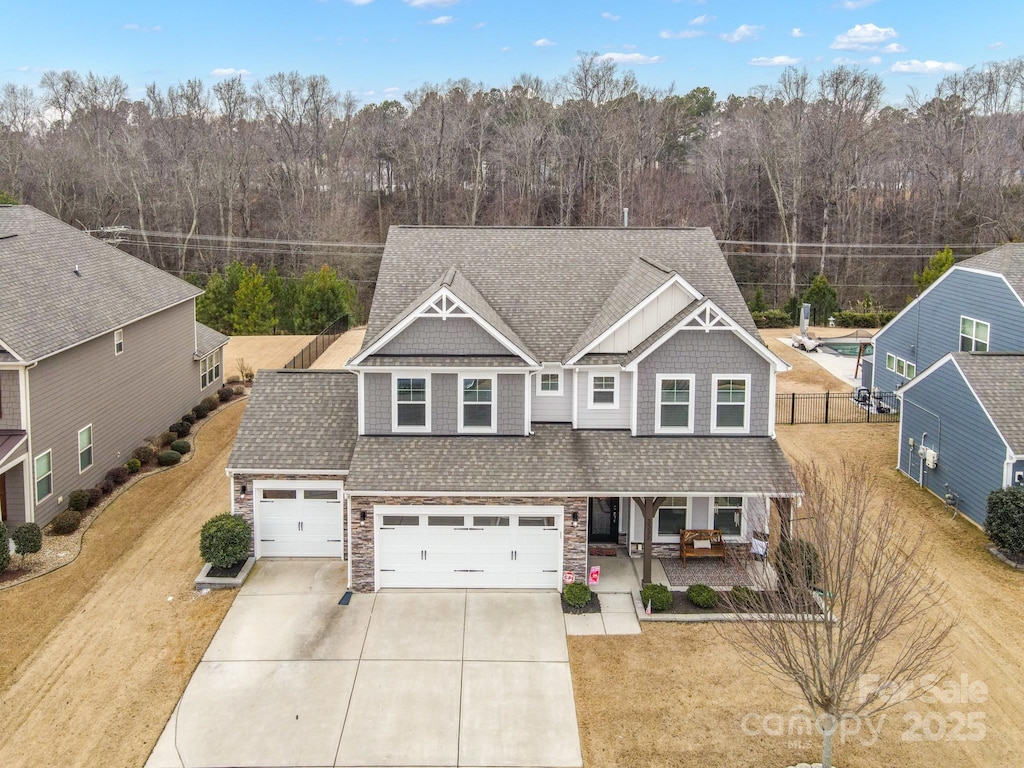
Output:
[679, 529, 727, 567]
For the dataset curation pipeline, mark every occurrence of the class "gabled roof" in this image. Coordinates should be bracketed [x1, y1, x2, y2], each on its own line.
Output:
[958, 243, 1024, 300]
[195, 323, 230, 359]
[360, 226, 758, 364]
[227, 370, 359, 472]
[0, 206, 202, 362]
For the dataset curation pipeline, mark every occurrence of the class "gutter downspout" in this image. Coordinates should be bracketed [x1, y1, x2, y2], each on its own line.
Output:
[20, 362, 37, 523]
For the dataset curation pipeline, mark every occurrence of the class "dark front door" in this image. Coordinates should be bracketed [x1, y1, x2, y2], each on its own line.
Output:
[588, 497, 619, 543]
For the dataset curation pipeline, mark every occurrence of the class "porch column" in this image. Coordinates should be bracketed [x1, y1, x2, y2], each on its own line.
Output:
[631, 496, 665, 587]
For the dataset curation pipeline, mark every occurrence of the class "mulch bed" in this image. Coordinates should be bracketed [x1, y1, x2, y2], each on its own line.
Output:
[647, 589, 823, 615]
[562, 594, 602, 614]
[206, 561, 247, 578]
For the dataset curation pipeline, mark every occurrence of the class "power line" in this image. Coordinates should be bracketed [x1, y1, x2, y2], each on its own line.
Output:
[88, 226, 384, 250]
[717, 239, 998, 250]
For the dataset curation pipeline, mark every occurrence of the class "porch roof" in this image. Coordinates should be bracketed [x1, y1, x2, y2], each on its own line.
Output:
[346, 424, 800, 496]
[0, 429, 28, 468]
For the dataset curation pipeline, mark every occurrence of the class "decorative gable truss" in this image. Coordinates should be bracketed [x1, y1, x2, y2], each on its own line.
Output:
[679, 302, 733, 332]
[420, 292, 470, 319]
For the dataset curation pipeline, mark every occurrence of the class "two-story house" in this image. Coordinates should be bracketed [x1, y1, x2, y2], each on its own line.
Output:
[227, 226, 799, 592]
[0, 205, 228, 528]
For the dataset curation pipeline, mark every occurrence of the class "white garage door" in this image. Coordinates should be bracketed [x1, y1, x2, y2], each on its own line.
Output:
[254, 482, 344, 558]
[375, 505, 563, 589]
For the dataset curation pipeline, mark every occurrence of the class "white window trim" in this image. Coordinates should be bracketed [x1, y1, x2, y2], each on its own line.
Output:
[78, 424, 94, 474]
[113, 328, 124, 356]
[713, 496, 747, 541]
[655, 374, 695, 434]
[887, 353, 916, 380]
[535, 368, 563, 397]
[391, 373, 431, 433]
[959, 315, 990, 352]
[588, 370, 619, 409]
[711, 374, 751, 434]
[653, 497, 691, 543]
[200, 349, 222, 389]
[458, 373, 497, 434]
[34, 449, 52, 503]
[885, 352, 896, 372]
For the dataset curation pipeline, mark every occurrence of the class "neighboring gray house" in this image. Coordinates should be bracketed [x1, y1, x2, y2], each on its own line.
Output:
[0, 206, 228, 528]
[897, 352, 1024, 526]
[866, 244, 1024, 394]
[227, 226, 799, 592]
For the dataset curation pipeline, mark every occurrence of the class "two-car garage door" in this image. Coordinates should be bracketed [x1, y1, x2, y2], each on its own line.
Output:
[254, 481, 344, 558]
[375, 505, 563, 589]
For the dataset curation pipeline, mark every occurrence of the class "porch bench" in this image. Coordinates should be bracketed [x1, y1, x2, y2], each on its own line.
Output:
[679, 529, 727, 567]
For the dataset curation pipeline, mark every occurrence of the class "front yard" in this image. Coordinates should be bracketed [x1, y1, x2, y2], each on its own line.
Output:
[569, 422, 1024, 767]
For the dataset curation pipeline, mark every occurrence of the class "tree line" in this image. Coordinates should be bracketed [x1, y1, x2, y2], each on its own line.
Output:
[1, 55, 1023, 311]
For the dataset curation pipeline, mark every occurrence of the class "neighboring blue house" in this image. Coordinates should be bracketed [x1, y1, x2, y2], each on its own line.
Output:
[897, 353, 1024, 526]
[866, 244, 1024, 395]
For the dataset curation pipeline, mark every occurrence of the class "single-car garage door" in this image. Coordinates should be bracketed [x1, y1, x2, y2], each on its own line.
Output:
[375, 505, 562, 589]
[254, 481, 344, 558]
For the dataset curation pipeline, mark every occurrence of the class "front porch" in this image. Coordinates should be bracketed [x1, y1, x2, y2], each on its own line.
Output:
[585, 545, 777, 592]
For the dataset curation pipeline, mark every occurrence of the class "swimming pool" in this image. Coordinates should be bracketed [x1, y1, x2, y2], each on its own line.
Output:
[821, 341, 873, 357]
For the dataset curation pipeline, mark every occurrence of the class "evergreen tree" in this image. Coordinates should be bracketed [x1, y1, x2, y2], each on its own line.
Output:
[231, 264, 278, 334]
[196, 270, 231, 333]
[913, 246, 955, 293]
[802, 274, 840, 325]
[295, 264, 355, 333]
[748, 286, 768, 313]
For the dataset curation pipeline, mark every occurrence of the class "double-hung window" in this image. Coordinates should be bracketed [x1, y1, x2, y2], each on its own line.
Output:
[78, 425, 93, 473]
[656, 375, 694, 433]
[656, 497, 689, 538]
[394, 376, 429, 431]
[713, 496, 744, 537]
[460, 376, 495, 432]
[34, 450, 52, 502]
[200, 349, 222, 389]
[960, 317, 990, 352]
[712, 375, 750, 432]
[537, 371, 562, 396]
[590, 372, 618, 408]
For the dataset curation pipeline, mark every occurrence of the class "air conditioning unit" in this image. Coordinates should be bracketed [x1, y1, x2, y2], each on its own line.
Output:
[925, 449, 938, 469]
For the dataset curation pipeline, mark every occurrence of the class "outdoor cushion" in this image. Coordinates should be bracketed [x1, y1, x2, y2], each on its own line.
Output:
[693, 539, 712, 550]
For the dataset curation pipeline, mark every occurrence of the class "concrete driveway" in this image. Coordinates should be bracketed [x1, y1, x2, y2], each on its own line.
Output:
[147, 560, 583, 768]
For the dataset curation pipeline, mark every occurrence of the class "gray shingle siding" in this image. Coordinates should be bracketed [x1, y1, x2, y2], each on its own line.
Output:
[899, 359, 1008, 525]
[874, 269, 1024, 393]
[575, 370, 632, 429]
[379, 317, 509, 356]
[636, 330, 771, 436]
[0, 370, 20, 429]
[365, 372, 392, 433]
[432, 373, 458, 435]
[498, 374, 525, 435]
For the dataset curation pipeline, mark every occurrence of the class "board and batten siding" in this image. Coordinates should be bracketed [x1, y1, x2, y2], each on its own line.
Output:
[635, 329, 771, 436]
[531, 368, 574, 423]
[575, 369, 633, 429]
[28, 300, 218, 527]
[378, 317, 510, 356]
[592, 282, 694, 353]
[874, 270, 1024, 393]
[0, 369, 22, 429]
[899, 359, 1009, 526]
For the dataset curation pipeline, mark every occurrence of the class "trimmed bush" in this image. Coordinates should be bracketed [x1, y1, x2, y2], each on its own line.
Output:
[686, 584, 719, 609]
[126, 458, 142, 474]
[776, 538, 822, 590]
[51, 509, 82, 535]
[158, 430, 178, 447]
[217, 386, 234, 403]
[105, 465, 130, 487]
[131, 445, 155, 465]
[158, 450, 182, 467]
[181, 412, 197, 425]
[201, 395, 220, 411]
[88, 487, 104, 507]
[199, 514, 252, 568]
[562, 583, 592, 608]
[170, 439, 191, 455]
[640, 582, 673, 612]
[67, 489, 91, 513]
[730, 585, 756, 606]
[0, 521, 8, 571]
[226, 374, 242, 384]
[192, 403, 209, 420]
[832, 310, 898, 328]
[12, 523, 42, 565]
[169, 421, 191, 438]
[233, 385, 245, 396]
[751, 309, 793, 329]
[985, 487, 1024, 555]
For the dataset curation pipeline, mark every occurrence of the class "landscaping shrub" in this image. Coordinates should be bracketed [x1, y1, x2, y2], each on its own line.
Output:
[126, 458, 142, 473]
[199, 514, 252, 568]
[217, 386, 234, 403]
[99, 477, 116, 494]
[776, 538, 822, 590]
[985, 487, 1024, 555]
[87, 487, 104, 507]
[158, 430, 177, 447]
[181, 412, 197, 425]
[730, 585, 756, 606]
[751, 309, 793, 329]
[131, 445, 155, 465]
[0, 521, 8, 571]
[51, 509, 82, 535]
[201, 395, 220, 411]
[169, 421, 191, 438]
[833, 310, 898, 328]
[192, 403, 209, 420]
[158, 450, 182, 466]
[67, 489, 91, 513]
[640, 582, 672, 612]
[233, 385, 245, 396]
[562, 583, 592, 608]
[12, 523, 42, 565]
[686, 584, 719, 609]
[105, 465, 130, 487]
[170, 439, 191, 455]
[226, 374, 242, 385]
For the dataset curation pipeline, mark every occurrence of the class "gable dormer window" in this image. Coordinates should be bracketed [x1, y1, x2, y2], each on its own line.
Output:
[393, 376, 430, 432]
[459, 376, 496, 432]
[114, 328, 124, 355]
[589, 372, 618, 409]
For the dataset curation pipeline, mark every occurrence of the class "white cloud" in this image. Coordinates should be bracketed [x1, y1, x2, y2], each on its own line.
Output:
[989, 41, 1006, 49]
[601, 12, 620, 21]
[750, 55, 801, 67]
[842, 0, 878, 7]
[831, 23, 898, 51]
[882, 42, 907, 53]
[689, 14, 714, 25]
[211, 68, 252, 77]
[868, 56, 882, 65]
[660, 29, 704, 39]
[473, 21, 485, 29]
[429, 15, 454, 24]
[721, 24, 763, 44]
[403, 0, 459, 6]
[622, 43, 637, 50]
[344, 0, 375, 4]
[597, 52, 663, 65]
[534, 38, 555, 46]
[500, 45, 511, 52]
[891, 59, 963, 74]
[792, 28, 806, 38]
[124, 23, 161, 32]
[384, 86, 401, 94]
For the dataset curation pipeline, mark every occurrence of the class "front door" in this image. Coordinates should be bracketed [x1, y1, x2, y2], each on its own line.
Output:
[588, 497, 619, 543]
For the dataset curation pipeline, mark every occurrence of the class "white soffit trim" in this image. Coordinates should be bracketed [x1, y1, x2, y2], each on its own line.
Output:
[0, 334, 26, 363]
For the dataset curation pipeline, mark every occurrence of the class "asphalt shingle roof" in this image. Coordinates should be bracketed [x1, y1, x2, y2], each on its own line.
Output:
[346, 424, 799, 495]
[195, 322, 229, 358]
[954, 353, 1024, 454]
[0, 206, 202, 361]
[959, 243, 1024, 298]
[227, 370, 359, 472]
[361, 226, 758, 364]
[360, 355, 530, 367]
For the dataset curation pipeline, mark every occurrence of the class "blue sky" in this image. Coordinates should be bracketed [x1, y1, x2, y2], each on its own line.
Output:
[5, 0, 1021, 106]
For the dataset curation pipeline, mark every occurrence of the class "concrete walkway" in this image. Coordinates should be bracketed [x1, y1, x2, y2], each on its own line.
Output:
[563, 553, 649, 636]
[147, 559, 583, 768]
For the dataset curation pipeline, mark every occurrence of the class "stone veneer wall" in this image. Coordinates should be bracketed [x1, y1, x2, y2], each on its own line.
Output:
[348, 495, 588, 592]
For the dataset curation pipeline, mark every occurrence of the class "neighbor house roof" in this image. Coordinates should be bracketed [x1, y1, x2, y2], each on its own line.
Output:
[360, 227, 758, 364]
[0, 206, 202, 362]
[958, 243, 1024, 299]
[227, 370, 359, 472]
[195, 322, 230, 359]
[953, 353, 1024, 455]
[346, 424, 799, 496]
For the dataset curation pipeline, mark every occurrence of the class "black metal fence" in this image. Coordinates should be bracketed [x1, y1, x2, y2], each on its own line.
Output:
[775, 391, 899, 425]
[283, 315, 351, 370]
